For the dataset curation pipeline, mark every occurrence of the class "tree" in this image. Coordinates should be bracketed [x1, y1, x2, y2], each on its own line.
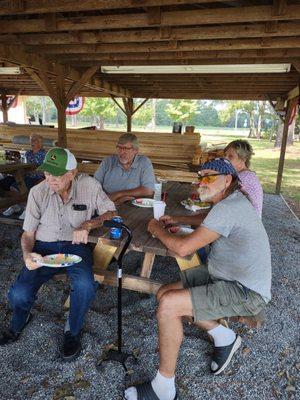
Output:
[81, 98, 117, 129]
[25, 96, 55, 124]
[165, 99, 198, 126]
[132, 99, 152, 128]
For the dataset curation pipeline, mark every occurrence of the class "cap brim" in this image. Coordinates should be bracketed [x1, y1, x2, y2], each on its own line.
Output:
[37, 163, 67, 176]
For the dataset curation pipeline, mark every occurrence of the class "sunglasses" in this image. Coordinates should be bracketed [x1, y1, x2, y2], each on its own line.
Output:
[197, 173, 226, 184]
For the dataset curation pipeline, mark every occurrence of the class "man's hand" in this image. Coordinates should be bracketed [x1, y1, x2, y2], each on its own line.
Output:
[148, 218, 164, 237]
[159, 215, 178, 227]
[114, 195, 135, 205]
[24, 252, 43, 270]
[72, 227, 89, 244]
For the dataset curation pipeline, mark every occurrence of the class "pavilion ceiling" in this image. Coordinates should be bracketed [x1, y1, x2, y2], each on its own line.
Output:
[0, 0, 300, 100]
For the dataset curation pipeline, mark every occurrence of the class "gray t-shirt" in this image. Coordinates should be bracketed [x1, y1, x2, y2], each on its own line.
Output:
[94, 154, 155, 194]
[202, 191, 271, 300]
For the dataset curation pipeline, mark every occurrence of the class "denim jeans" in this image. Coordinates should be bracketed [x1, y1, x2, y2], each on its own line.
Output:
[8, 241, 98, 336]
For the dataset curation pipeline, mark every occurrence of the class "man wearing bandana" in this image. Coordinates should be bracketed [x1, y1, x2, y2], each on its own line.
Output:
[125, 158, 271, 400]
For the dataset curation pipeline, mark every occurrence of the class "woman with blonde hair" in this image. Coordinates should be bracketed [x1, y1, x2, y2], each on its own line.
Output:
[224, 139, 263, 217]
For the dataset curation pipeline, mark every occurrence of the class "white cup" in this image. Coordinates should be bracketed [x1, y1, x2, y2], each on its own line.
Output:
[153, 200, 166, 220]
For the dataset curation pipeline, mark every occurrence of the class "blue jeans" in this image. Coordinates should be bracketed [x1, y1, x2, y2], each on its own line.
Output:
[8, 241, 98, 336]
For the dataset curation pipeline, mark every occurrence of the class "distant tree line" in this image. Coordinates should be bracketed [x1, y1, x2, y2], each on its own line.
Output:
[24, 96, 298, 145]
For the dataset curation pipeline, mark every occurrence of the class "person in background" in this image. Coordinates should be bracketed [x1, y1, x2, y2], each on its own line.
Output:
[124, 158, 271, 400]
[2, 134, 46, 218]
[94, 133, 155, 205]
[0, 147, 116, 361]
[224, 139, 263, 217]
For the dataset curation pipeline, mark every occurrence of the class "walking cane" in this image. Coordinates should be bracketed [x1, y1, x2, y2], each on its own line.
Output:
[97, 219, 135, 371]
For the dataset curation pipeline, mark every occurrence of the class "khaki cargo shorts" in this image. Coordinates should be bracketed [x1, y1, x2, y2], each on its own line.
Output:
[181, 265, 267, 322]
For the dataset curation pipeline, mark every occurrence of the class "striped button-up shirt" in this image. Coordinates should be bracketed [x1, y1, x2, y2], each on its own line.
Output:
[23, 174, 116, 242]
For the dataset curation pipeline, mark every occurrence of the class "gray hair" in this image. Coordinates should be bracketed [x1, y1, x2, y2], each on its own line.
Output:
[30, 134, 43, 143]
[117, 133, 139, 149]
[224, 139, 254, 168]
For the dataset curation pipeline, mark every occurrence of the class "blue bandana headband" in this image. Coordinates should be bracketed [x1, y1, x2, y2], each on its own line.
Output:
[198, 157, 238, 178]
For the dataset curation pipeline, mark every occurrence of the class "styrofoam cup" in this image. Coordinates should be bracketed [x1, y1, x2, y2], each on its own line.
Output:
[153, 201, 166, 220]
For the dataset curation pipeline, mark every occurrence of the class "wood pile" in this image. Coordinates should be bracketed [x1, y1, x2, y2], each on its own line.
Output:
[0, 125, 200, 169]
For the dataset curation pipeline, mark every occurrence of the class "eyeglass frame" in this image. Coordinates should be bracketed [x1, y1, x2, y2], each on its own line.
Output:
[197, 173, 227, 184]
[116, 144, 135, 151]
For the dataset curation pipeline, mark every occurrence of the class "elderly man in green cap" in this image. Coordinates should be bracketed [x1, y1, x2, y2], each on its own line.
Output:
[0, 147, 116, 361]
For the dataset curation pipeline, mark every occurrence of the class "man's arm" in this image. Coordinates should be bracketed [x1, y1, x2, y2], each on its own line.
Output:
[109, 186, 154, 203]
[148, 219, 220, 258]
[21, 231, 43, 270]
[160, 212, 208, 227]
[72, 210, 117, 244]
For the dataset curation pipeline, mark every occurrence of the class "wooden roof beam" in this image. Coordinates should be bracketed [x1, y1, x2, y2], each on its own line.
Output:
[1, 5, 300, 34]
[27, 37, 300, 55]
[2, 22, 300, 46]
[0, 44, 130, 97]
[1, 1, 235, 16]
[51, 48, 300, 61]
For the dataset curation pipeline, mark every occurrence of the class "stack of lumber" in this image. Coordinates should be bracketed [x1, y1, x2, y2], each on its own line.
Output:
[0, 125, 200, 170]
[77, 163, 198, 183]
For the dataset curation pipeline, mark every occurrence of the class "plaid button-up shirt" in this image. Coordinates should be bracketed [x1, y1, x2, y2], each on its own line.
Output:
[23, 173, 116, 242]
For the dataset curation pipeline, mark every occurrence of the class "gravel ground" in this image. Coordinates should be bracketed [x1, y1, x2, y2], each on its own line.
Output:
[0, 194, 299, 400]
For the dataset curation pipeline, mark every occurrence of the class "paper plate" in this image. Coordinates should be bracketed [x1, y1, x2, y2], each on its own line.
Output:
[132, 198, 155, 208]
[181, 199, 211, 212]
[169, 226, 194, 236]
[40, 254, 82, 268]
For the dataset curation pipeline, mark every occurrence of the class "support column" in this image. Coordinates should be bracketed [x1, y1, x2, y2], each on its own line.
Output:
[25, 66, 98, 148]
[275, 97, 298, 194]
[0, 93, 8, 122]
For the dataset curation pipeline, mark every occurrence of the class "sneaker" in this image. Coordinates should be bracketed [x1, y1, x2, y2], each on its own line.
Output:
[18, 210, 26, 220]
[61, 331, 81, 361]
[0, 312, 32, 346]
[211, 335, 242, 375]
[2, 204, 22, 216]
[0, 329, 19, 345]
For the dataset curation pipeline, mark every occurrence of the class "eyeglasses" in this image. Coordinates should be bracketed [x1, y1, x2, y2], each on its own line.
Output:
[197, 173, 226, 184]
[116, 145, 134, 151]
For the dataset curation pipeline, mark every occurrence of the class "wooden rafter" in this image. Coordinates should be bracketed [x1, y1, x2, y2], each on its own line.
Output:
[1, 5, 300, 34]
[1, 21, 300, 46]
[0, 44, 130, 97]
[0, 1, 236, 16]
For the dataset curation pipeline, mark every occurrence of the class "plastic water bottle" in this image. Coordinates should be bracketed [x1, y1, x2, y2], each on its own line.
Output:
[154, 182, 162, 201]
[20, 150, 27, 163]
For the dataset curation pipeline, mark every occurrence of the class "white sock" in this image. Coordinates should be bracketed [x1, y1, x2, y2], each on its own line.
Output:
[208, 324, 236, 347]
[124, 371, 176, 400]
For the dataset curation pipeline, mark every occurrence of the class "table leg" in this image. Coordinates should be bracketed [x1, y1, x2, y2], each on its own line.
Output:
[14, 169, 27, 195]
[140, 252, 156, 278]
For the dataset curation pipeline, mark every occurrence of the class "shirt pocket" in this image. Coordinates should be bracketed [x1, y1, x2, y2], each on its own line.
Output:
[69, 210, 89, 229]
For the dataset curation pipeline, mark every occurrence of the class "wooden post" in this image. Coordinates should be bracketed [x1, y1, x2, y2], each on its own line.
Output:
[275, 97, 298, 194]
[0, 93, 8, 122]
[57, 105, 67, 147]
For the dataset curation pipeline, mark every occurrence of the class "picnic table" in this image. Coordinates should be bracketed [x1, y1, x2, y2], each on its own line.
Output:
[0, 160, 35, 209]
[89, 182, 207, 294]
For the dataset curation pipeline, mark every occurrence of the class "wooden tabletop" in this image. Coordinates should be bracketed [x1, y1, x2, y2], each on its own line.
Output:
[89, 181, 206, 257]
[0, 160, 35, 173]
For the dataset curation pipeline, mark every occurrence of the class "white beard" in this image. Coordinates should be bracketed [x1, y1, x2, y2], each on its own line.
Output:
[197, 183, 226, 201]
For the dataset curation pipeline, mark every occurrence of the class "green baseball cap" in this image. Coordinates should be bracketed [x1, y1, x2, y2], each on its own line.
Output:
[37, 147, 77, 176]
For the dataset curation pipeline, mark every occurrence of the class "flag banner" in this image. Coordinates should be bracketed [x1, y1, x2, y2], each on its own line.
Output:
[66, 97, 85, 115]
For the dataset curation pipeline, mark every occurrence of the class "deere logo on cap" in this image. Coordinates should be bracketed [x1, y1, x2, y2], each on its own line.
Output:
[37, 147, 77, 176]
